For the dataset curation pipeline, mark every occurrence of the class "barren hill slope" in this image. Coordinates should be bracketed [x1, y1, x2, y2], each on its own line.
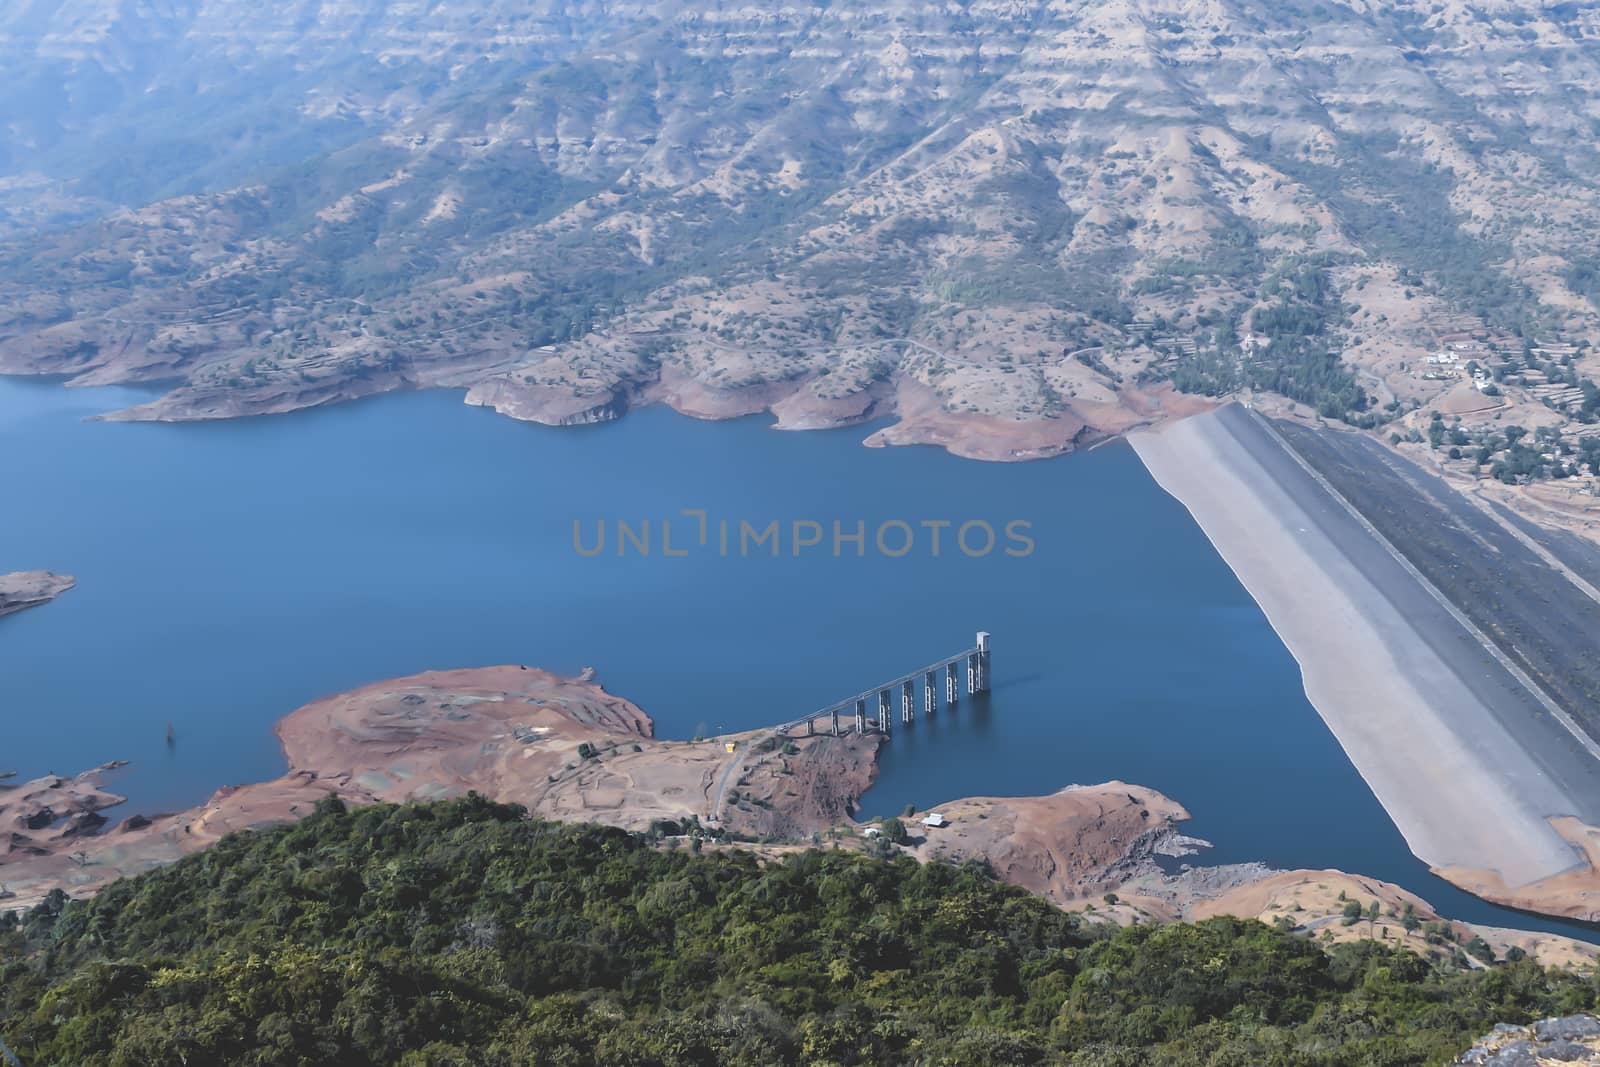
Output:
[3, 0, 1600, 457]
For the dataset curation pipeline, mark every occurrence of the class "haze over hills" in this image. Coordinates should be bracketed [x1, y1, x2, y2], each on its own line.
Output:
[2, 0, 1600, 457]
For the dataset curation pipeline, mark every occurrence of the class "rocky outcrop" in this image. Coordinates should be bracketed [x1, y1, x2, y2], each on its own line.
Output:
[463, 380, 628, 426]
[906, 784, 1192, 904]
[0, 571, 74, 619]
[0, 668, 874, 911]
[0, 764, 128, 855]
[1456, 1016, 1600, 1065]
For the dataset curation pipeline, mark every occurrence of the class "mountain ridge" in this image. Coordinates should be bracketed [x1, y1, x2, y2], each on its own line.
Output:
[1, 0, 1599, 457]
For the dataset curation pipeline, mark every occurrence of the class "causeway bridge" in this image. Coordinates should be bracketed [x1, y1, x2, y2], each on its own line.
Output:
[784, 630, 992, 738]
[708, 632, 992, 824]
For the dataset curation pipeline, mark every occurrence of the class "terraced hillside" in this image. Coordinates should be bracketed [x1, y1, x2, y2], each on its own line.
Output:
[2, 0, 1600, 457]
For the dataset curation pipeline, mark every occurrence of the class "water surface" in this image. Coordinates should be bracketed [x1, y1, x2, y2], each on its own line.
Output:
[0, 376, 1589, 938]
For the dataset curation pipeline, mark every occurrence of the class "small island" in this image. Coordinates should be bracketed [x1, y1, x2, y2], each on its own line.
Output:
[0, 571, 75, 619]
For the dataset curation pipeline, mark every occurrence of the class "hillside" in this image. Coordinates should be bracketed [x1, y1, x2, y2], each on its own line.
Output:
[2, 1, 1600, 457]
[2, 797, 1598, 1066]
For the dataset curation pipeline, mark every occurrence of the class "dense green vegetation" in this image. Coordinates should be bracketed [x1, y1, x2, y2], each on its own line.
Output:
[1157, 260, 1381, 425]
[1165, 342, 1369, 424]
[2, 798, 1597, 1065]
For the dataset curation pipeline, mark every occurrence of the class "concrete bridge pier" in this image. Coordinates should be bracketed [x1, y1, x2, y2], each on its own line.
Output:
[975, 630, 991, 693]
[778, 630, 990, 744]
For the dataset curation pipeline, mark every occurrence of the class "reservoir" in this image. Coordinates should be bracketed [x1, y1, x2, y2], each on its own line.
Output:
[0, 375, 1589, 938]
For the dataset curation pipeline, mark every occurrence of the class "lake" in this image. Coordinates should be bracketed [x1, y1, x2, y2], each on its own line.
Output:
[0, 375, 1590, 938]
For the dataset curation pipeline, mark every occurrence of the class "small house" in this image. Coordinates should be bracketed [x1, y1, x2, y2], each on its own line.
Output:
[921, 812, 948, 829]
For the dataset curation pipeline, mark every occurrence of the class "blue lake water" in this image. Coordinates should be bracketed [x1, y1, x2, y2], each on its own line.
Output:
[1, 375, 1592, 939]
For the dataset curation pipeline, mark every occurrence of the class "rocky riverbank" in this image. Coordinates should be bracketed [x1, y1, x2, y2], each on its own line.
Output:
[2, 664, 1594, 969]
[0, 666, 883, 912]
[1455, 1015, 1600, 1064]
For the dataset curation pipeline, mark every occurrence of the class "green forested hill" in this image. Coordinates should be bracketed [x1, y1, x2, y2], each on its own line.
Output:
[0, 797, 1594, 1066]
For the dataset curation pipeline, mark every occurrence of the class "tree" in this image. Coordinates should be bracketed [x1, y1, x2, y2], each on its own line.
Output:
[4, 798, 1596, 1066]
[880, 817, 910, 845]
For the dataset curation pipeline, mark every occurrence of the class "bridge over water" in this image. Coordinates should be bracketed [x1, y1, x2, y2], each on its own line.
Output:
[783, 630, 992, 737]
[708, 632, 992, 824]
